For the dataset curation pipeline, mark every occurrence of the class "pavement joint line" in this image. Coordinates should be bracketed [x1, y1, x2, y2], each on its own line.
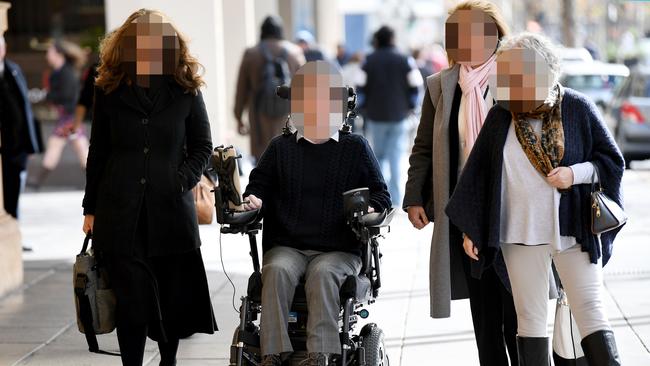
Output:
[604, 270, 650, 278]
[144, 351, 160, 366]
[396, 237, 426, 365]
[604, 281, 650, 354]
[10, 320, 75, 366]
[0, 268, 56, 303]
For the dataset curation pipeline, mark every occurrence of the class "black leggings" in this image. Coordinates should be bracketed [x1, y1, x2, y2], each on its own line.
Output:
[116, 322, 179, 366]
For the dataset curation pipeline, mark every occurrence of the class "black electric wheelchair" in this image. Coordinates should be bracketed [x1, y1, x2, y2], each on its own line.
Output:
[210, 145, 394, 366]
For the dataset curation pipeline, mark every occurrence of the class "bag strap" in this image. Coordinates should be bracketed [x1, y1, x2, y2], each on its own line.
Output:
[259, 41, 273, 62]
[74, 274, 120, 356]
[80, 232, 92, 255]
[590, 164, 602, 193]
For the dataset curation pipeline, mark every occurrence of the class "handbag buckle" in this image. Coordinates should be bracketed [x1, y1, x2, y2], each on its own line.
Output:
[592, 200, 601, 217]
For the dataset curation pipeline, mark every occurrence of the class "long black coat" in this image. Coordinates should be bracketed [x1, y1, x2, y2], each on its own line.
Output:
[82, 80, 213, 256]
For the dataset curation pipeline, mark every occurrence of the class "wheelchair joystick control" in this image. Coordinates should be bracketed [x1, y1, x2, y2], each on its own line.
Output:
[356, 309, 370, 319]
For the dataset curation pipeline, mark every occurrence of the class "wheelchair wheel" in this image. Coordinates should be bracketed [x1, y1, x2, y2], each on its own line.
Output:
[230, 328, 260, 366]
[360, 323, 388, 366]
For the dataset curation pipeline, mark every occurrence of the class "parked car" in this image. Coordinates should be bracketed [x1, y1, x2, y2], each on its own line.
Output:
[607, 65, 650, 167]
[558, 47, 594, 64]
[560, 61, 629, 111]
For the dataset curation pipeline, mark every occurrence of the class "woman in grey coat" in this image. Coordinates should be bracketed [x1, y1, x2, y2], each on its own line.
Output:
[403, 2, 517, 365]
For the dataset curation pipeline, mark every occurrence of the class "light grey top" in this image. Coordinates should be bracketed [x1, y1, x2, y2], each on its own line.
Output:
[500, 118, 595, 251]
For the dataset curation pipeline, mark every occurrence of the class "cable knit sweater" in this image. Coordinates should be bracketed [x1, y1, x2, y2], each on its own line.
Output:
[244, 132, 391, 255]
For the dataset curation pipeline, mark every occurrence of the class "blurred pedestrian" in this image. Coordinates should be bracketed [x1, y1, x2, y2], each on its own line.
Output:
[340, 52, 365, 92]
[0, 34, 43, 249]
[29, 40, 88, 189]
[234, 16, 305, 162]
[70, 61, 99, 139]
[403, 2, 518, 365]
[340, 52, 366, 132]
[446, 32, 624, 366]
[430, 43, 449, 73]
[336, 43, 351, 67]
[82, 9, 216, 365]
[360, 25, 423, 207]
[412, 48, 434, 81]
[295, 30, 326, 62]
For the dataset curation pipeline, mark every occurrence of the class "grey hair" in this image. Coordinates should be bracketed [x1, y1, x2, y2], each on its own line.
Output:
[496, 32, 561, 85]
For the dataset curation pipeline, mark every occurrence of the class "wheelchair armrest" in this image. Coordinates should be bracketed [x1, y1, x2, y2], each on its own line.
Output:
[358, 208, 396, 228]
[220, 209, 261, 226]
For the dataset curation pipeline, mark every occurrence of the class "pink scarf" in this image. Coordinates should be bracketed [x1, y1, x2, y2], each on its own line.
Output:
[458, 54, 497, 158]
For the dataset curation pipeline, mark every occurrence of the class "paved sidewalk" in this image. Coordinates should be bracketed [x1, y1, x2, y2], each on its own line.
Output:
[1, 170, 650, 365]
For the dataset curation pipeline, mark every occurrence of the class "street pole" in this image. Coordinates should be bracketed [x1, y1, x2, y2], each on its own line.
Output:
[562, 0, 577, 47]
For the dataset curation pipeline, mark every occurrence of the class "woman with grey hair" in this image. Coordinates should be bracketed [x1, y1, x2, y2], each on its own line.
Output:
[446, 32, 624, 365]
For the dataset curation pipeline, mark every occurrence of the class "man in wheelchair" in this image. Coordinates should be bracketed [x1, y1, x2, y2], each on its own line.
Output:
[241, 61, 391, 365]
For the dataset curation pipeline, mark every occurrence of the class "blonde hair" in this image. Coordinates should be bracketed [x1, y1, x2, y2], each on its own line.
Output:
[446, 0, 510, 66]
[95, 8, 205, 94]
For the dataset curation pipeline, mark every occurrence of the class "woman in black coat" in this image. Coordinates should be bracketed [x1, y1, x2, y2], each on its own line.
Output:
[82, 9, 216, 366]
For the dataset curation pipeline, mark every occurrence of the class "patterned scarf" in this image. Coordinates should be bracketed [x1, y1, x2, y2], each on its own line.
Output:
[513, 84, 565, 176]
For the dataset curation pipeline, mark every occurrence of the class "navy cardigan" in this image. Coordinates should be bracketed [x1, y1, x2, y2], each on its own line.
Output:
[445, 88, 625, 279]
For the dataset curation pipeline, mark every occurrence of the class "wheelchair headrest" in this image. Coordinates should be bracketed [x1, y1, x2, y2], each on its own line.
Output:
[211, 145, 245, 211]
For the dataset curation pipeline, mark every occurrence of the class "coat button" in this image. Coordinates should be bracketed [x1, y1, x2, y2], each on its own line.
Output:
[140, 178, 146, 184]
[143, 147, 149, 154]
[141, 118, 149, 125]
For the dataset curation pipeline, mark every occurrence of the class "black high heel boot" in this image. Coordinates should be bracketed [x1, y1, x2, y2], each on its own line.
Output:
[158, 338, 179, 366]
[517, 336, 550, 366]
[581, 330, 621, 366]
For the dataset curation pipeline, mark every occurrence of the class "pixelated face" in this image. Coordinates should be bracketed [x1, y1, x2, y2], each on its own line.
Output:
[489, 48, 555, 113]
[291, 61, 346, 143]
[445, 9, 499, 66]
[121, 12, 180, 85]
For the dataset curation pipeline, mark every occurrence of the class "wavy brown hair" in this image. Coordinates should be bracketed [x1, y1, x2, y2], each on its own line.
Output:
[95, 8, 205, 94]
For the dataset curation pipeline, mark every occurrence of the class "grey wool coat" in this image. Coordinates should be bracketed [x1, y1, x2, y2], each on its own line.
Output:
[403, 65, 468, 318]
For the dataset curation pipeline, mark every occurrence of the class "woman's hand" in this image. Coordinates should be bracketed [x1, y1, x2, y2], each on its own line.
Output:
[463, 234, 479, 261]
[83, 215, 95, 234]
[407, 206, 430, 229]
[242, 194, 262, 211]
[237, 119, 249, 135]
[546, 166, 574, 189]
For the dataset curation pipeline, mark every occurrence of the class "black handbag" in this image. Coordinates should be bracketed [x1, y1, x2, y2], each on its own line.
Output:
[590, 168, 626, 235]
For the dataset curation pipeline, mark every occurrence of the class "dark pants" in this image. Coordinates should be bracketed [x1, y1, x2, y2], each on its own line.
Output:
[462, 255, 519, 366]
[1, 153, 27, 218]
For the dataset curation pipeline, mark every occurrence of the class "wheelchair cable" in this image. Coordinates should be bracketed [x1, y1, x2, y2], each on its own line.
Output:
[219, 229, 240, 314]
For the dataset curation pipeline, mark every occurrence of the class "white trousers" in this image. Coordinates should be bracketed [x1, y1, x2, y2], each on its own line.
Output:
[501, 243, 611, 338]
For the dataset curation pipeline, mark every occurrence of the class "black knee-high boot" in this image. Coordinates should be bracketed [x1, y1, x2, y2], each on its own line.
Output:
[158, 338, 179, 366]
[116, 322, 148, 366]
[517, 337, 550, 366]
[581, 330, 621, 366]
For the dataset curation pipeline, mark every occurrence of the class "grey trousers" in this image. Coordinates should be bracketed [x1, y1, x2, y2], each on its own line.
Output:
[501, 243, 611, 338]
[260, 246, 362, 356]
